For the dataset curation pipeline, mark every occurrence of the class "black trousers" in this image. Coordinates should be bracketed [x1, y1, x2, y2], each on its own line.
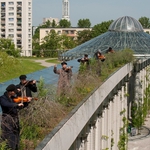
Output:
[1, 115, 20, 150]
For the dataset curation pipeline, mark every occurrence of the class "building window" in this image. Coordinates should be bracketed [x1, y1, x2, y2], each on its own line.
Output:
[28, 18, 31, 22]
[28, 7, 31, 11]
[28, 2, 31, 6]
[8, 23, 14, 26]
[45, 30, 49, 34]
[28, 34, 31, 38]
[8, 34, 14, 38]
[9, 12, 14, 16]
[9, 7, 14, 10]
[28, 13, 31, 16]
[65, 30, 68, 34]
[28, 29, 31, 32]
[28, 23, 31, 27]
[8, 29, 14, 32]
[9, 2, 14, 5]
[28, 45, 31, 48]
[57, 31, 61, 34]
[70, 31, 74, 34]
[9, 18, 14, 21]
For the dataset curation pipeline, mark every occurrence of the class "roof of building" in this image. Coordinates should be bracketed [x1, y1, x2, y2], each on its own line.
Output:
[61, 16, 150, 60]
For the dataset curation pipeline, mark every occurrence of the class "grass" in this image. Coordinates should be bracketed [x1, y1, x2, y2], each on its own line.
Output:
[45, 58, 61, 64]
[0, 52, 46, 82]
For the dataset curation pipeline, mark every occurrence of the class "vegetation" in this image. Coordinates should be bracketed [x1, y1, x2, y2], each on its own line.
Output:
[16, 49, 134, 149]
[138, 17, 150, 28]
[0, 38, 20, 57]
[0, 51, 45, 82]
[77, 19, 91, 28]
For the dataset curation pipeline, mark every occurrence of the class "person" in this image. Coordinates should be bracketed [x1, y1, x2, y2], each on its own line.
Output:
[77, 54, 90, 65]
[94, 50, 106, 62]
[94, 50, 105, 76]
[53, 61, 72, 95]
[77, 54, 90, 71]
[16, 75, 37, 100]
[106, 47, 115, 53]
[0, 84, 30, 150]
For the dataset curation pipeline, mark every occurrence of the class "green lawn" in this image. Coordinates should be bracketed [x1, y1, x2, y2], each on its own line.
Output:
[0, 58, 45, 83]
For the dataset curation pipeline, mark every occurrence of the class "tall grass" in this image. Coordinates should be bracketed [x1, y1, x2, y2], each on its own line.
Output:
[0, 49, 135, 149]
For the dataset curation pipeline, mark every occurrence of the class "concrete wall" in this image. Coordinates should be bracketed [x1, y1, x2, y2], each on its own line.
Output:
[35, 63, 133, 150]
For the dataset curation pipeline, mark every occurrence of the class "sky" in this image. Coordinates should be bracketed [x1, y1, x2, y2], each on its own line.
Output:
[32, 0, 150, 27]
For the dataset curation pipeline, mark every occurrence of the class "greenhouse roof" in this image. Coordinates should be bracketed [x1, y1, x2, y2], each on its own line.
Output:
[61, 16, 150, 60]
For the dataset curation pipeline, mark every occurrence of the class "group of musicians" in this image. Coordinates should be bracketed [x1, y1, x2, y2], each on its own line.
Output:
[0, 75, 37, 150]
[0, 48, 114, 149]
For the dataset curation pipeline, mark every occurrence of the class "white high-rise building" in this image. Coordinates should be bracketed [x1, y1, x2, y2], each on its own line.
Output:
[62, 0, 70, 21]
[0, 0, 32, 56]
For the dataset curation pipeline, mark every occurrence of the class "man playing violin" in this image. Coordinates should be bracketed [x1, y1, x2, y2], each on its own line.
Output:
[53, 61, 72, 96]
[94, 50, 106, 76]
[16, 75, 37, 101]
[0, 84, 29, 150]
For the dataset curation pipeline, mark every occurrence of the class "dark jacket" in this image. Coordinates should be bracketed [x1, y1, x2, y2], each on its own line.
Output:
[0, 92, 28, 150]
[16, 82, 37, 97]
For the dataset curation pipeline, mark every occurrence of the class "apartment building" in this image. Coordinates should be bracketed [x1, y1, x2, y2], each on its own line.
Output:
[39, 28, 92, 44]
[0, 0, 32, 56]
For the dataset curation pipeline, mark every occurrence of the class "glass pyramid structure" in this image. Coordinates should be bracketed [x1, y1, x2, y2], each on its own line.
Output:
[62, 16, 150, 60]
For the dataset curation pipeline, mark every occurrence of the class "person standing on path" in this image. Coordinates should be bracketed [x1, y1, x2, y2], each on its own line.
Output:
[53, 61, 72, 96]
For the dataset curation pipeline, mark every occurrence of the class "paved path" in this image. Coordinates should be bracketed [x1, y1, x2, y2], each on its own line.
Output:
[128, 115, 150, 150]
[34, 59, 56, 67]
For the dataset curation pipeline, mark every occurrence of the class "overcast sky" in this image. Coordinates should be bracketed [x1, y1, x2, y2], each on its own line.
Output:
[32, 0, 150, 27]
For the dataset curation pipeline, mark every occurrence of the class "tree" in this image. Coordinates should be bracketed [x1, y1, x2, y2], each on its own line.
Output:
[92, 20, 113, 38]
[77, 19, 91, 28]
[138, 17, 150, 28]
[52, 19, 57, 27]
[61, 35, 77, 50]
[0, 38, 20, 57]
[77, 30, 93, 45]
[59, 19, 71, 28]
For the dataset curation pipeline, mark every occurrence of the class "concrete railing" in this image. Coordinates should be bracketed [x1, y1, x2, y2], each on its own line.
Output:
[35, 59, 150, 150]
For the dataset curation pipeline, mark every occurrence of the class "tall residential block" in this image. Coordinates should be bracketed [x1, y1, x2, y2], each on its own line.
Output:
[0, 0, 32, 56]
[62, 0, 70, 21]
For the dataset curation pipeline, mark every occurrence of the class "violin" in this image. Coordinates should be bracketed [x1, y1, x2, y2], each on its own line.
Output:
[65, 66, 73, 71]
[23, 80, 39, 86]
[13, 97, 38, 103]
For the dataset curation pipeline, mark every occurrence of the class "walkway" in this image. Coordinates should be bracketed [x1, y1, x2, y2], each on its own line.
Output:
[128, 115, 150, 150]
[34, 59, 56, 67]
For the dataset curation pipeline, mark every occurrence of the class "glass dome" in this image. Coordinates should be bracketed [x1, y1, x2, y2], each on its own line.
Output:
[61, 16, 150, 60]
[108, 16, 143, 32]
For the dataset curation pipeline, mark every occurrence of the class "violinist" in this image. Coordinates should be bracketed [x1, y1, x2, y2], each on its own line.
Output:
[0, 84, 29, 150]
[106, 47, 115, 54]
[16, 75, 37, 101]
[94, 50, 105, 76]
[94, 50, 105, 62]
[53, 61, 72, 95]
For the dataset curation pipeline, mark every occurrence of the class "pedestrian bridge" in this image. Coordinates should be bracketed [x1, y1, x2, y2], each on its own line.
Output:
[34, 58, 150, 150]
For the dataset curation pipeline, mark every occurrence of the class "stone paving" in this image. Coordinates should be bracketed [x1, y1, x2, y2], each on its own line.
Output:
[128, 115, 150, 150]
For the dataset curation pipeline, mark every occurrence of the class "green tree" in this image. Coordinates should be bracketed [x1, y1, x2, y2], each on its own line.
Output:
[77, 19, 91, 28]
[40, 30, 61, 57]
[77, 29, 93, 45]
[92, 20, 113, 38]
[59, 19, 71, 28]
[52, 19, 57, 27]
[0, 38, 20, 57]
[61, 34, 77, 50]
[138, 17, 150, 28]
